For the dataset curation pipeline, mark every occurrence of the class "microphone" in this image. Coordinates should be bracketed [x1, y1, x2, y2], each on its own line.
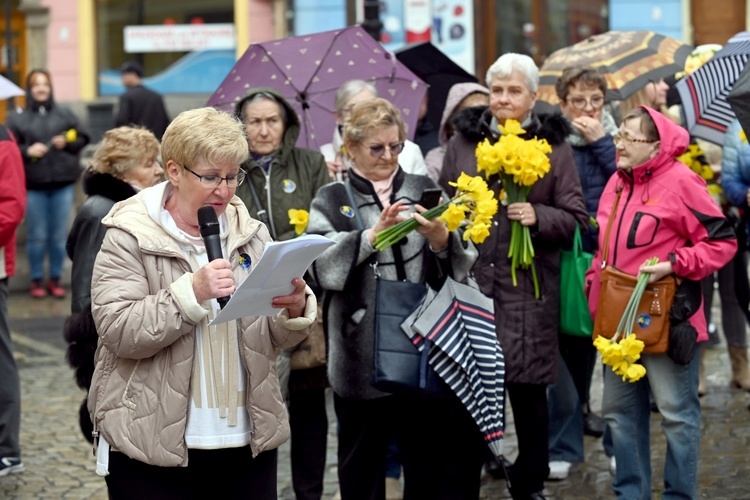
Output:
[197, 206, 230, 309]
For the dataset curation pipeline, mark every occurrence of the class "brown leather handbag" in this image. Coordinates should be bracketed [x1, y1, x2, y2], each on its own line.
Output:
[592, 188, 676, 354]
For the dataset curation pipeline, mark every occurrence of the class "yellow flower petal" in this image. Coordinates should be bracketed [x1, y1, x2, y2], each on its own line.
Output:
[288, 208, 309, 235]
[498, 119, 526, 136]
[65, 129, 77, 142]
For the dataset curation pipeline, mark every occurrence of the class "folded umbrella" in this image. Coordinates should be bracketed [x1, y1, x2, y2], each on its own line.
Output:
[538, 30, 692, 106]
[676, 32, 750, 144]
[405, 277, 505, 458]
[206, 25, 427, 149]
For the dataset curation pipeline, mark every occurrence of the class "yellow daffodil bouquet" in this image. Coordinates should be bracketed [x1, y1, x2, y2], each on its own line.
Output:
[475, 119, 552, 299]
[676, 144, 722, 197]
[593, 258, 659, 383]
[373, 172, 498, 251]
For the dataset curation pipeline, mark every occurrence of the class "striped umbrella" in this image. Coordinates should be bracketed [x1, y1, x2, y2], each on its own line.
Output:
[403, 278, 505, 458]
[675, 32, 750, 144]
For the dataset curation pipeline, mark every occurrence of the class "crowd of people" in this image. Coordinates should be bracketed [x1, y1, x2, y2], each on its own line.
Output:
[0, 33, 747, 500]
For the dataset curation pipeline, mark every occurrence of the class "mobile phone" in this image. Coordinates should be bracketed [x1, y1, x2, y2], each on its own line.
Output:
[418, 188, 442, 209]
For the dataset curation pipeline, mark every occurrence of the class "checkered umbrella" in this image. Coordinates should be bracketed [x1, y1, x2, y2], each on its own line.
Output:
[537, 30, 691, 106]
[676, 32, 750, 144]
[403, 278, 505, 458]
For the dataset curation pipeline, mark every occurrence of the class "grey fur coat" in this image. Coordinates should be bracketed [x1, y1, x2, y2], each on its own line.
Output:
[307, 168, 478, 399]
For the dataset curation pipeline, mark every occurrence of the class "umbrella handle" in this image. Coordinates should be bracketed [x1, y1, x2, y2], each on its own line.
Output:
[386, 50, 397, 83]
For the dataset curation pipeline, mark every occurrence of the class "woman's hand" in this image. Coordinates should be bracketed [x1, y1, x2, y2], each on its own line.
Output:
[27, 142, 49, 158]
[571, 117, 606, 143]
[507, 202, 537, 227]
[50, 135, 66, 150]
[414, 203, 449, 250]
[639, 260, 674, 283]
[193, 259, 235, 303]
[326, 160, 344, 179]
[367, 200, 410, 245]
[273, 277, 307, 318]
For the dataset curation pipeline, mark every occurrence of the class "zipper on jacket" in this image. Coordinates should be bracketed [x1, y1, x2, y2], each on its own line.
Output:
[92, 427, 99, 456]
[263, 165, 278, 238]
[612, 179, 634, 267]
[235, 317, 257, 456]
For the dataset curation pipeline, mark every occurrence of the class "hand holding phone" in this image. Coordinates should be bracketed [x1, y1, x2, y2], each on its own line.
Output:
[418, 188, 442, 209]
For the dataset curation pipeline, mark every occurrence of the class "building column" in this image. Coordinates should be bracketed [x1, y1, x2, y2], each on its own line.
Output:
[18, 0, 48, 71]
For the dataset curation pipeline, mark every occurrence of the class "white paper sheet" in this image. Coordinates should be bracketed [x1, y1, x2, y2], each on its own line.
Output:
[208, 234, 335, 325]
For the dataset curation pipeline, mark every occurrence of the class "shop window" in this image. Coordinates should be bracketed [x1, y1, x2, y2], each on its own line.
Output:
[97, 0, 234, 95]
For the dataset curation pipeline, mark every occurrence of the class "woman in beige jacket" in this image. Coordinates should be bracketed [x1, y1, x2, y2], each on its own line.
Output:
[87, 107, 317, 499]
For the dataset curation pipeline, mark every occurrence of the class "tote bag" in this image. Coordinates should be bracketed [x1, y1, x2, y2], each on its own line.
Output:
[560, 226, 594, 337]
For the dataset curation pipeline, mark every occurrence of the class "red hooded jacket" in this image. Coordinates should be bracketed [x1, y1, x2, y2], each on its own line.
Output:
[586, 107, 737, 342]
[0, 125, 26, 278]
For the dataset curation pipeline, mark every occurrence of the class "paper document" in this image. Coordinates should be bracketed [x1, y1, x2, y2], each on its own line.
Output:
[209, 234, 335, 325]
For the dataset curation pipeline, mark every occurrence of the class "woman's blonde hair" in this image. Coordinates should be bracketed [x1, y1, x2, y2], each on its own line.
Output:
[161, 107, 249, 169]
[343, 97, 406, 146]
[89, 126, 160, 178]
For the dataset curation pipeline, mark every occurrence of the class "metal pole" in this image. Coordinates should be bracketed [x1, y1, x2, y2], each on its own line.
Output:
[361, 0, 382, 41]
[5, 0, 14, 108]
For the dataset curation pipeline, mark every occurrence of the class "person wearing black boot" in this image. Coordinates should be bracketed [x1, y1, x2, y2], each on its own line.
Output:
[440, 54, 588, 499]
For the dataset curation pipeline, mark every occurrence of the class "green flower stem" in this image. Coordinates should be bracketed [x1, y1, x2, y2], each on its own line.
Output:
[373, 201, 451, 250]
[615, 257, 660, 336]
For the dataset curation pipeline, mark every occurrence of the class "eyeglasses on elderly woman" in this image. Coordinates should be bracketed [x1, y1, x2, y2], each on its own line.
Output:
[182, 164, 247, 188]
[367, 142, 405, 158]
[567, 95, 605, 110]
[613, 133, 658, 146]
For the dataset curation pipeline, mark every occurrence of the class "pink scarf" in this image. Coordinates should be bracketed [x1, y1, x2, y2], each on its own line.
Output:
[351, 165, 399, 207]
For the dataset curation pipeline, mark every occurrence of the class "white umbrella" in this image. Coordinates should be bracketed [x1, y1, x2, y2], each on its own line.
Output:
[0, 74, 24, 100]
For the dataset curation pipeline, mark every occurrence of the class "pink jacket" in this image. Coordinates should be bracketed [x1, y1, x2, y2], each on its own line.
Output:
[586, 107, 737, 341]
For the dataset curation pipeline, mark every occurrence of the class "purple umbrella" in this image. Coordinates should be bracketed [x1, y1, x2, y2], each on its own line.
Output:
[206, 25, 428, 149]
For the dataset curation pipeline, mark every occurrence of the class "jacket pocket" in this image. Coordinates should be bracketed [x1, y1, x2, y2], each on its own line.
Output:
[627, 212, 660, 249]
[120, 359, 142, 410]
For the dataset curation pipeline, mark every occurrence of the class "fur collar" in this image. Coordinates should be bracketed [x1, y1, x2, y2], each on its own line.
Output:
[451, 106, 572, 146]
[82, 171, 137, 202]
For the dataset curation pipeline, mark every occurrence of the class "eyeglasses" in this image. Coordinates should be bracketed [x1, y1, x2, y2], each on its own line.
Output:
[613, 134, 658, 146]
[367, 142, 405, 158]
[567, 95, 605, 110]
[182, 164, 246, 188]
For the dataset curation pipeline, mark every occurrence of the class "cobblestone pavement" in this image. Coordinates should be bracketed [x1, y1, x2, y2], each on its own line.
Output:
[1, 292, 749, 499]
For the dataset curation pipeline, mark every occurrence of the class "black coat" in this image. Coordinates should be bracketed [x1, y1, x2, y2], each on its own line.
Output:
[115, 85, 170, 140]
[7, 100, 90, 190]
[440, 108, 588, 384]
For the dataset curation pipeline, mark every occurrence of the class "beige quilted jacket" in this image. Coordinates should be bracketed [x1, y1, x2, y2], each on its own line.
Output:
[88, 184, 315, 467]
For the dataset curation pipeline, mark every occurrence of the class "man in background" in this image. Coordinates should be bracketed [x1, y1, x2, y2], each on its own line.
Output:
[114, 61, 170, 140]
[0, 124, 26, 477]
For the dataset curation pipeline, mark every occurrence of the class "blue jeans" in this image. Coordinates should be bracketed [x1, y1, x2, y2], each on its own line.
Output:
[602, 352, 700, 499]
[25, 185, 74, 281]
[548, 350, 584, 462]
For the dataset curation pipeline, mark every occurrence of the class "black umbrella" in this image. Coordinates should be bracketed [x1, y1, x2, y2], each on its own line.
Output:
[728, 60, 750, 137]
[395, 42, 478, 129]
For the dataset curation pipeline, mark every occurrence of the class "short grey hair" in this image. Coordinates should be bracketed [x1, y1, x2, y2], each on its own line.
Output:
[335, 80, 378, 114]
[485, 53, 539, 93]
[241, 92, 288, 127]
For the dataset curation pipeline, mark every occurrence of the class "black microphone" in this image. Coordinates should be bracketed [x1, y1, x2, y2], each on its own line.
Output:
[197, 206, 230, 309]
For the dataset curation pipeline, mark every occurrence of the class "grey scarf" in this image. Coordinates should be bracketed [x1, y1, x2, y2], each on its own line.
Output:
[565, 110, 619, 147]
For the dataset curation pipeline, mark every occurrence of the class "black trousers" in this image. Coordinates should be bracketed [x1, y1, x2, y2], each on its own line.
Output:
[289, 385, 328, 500]
[506, 382, 549, 498]
[105, 446, 277, 500]
[558, 334, 597, 406]
[334, 392, 485, 500]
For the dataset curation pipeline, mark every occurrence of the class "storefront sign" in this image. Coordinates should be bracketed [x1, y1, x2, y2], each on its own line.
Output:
[124, 24, 235, 53]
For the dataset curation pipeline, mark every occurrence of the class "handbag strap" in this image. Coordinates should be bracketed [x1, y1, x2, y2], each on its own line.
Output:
[345, 180, 409, 281]
[245, 178, 277, 240]
[600, 186, 623, 268]
[572, 225, 583, 257]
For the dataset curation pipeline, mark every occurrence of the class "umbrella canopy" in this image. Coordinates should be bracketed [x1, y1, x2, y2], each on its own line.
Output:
[537, 30, 692, 106]
[395, 41, 478, 129]
[0, 74, 24, 100]
[206, 26, 427, 149]
[404, 278, 505, 458]
[727, 43, 750, 138]
[676, 32, 750, 144]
